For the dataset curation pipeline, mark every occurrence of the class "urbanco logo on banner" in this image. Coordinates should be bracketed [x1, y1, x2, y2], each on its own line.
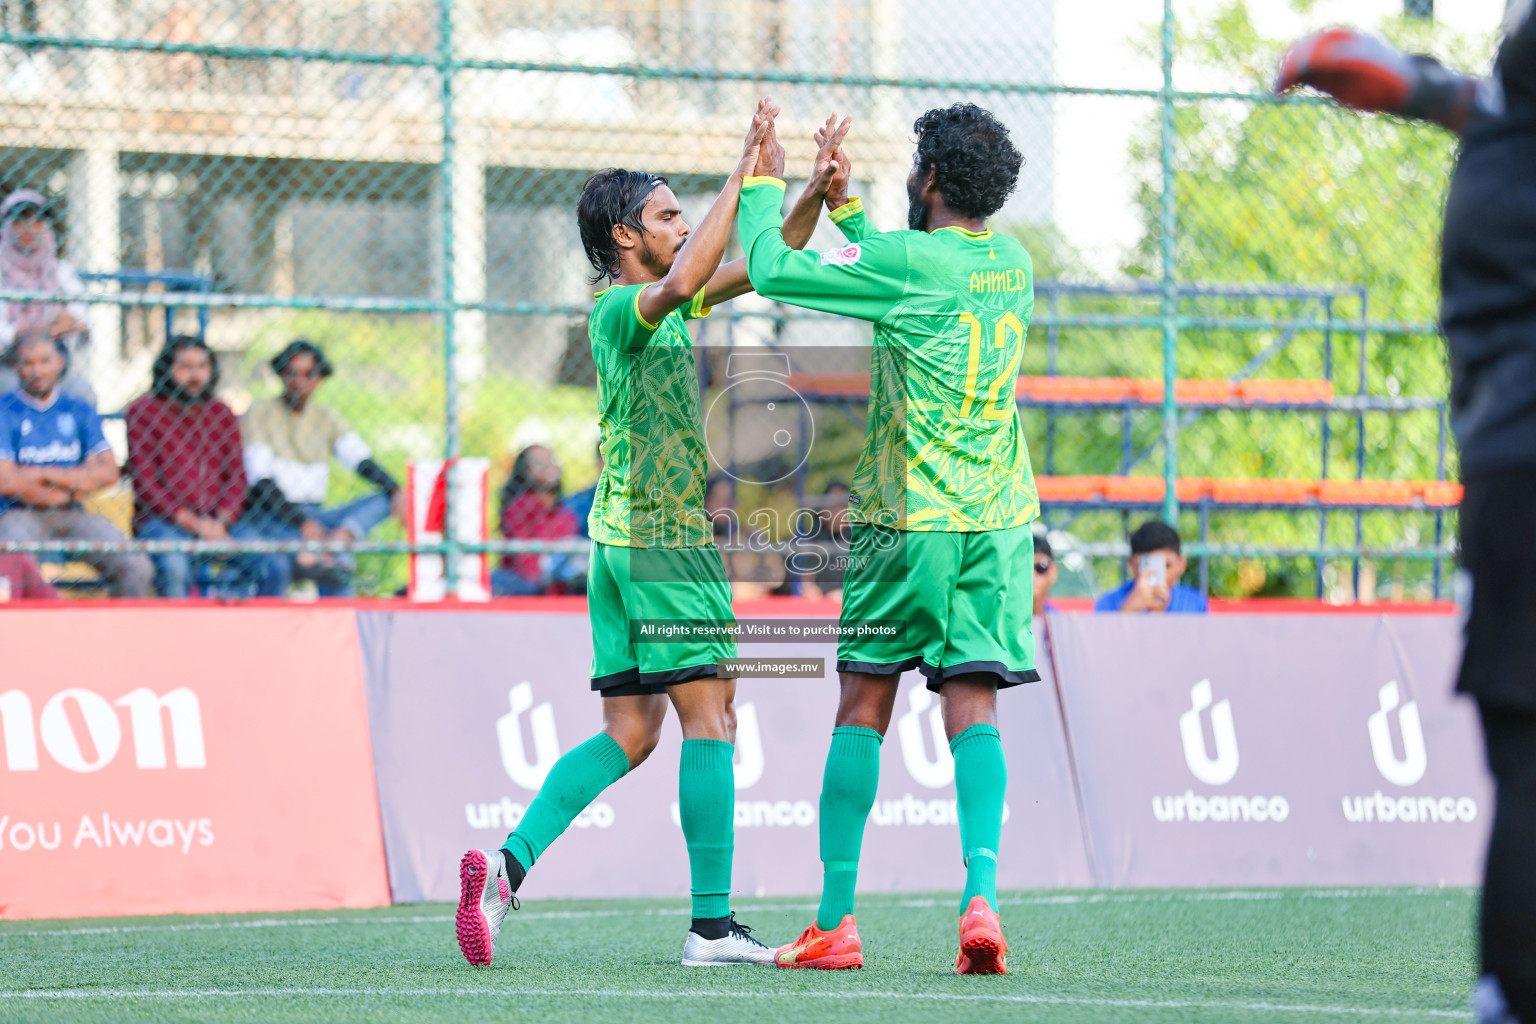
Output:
[732, 702, 764, 790]
[1342, 682, 1477, 825]
[1154, 681, 1289, 824]
[669, 703, 814, 829]
[869, 686, 1009, 829]
[496, 683, 559, 790]
[1179, 679, 1237, 785]
[897, 686, 952, 789]
[469, 682, 614, 834]
[1367, 681, 1426, 786]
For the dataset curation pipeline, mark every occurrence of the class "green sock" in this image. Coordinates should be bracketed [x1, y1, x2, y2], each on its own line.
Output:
[816, 726, 882, 930]
[502, 732, 629, 877]
[679, 738, 735, 919]
[951, 724, 1007, 914]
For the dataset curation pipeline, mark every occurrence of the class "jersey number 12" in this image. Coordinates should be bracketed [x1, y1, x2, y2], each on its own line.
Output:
[958, 311, 1026, 419]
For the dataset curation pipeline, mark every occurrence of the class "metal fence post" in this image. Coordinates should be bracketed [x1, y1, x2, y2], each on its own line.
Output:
[438, 0, 460, 593]
[1159, 0, 1180, 526]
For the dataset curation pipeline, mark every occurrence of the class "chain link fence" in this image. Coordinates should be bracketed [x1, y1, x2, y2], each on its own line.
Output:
[0, 0, 1480, 601]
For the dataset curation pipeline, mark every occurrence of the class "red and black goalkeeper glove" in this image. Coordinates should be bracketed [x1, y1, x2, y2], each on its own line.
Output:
[1276, 27, 1476, 133]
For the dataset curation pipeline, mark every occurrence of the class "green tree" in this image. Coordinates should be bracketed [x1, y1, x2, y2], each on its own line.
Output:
[1103, 1, 1487, 597]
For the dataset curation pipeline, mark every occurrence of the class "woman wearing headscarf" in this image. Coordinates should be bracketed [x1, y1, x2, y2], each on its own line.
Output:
[0, 188, 93, 405]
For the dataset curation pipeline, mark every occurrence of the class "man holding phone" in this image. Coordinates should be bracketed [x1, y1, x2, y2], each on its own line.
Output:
[1033, 531, 1059, 616]
[1094, 520, 1207, 614]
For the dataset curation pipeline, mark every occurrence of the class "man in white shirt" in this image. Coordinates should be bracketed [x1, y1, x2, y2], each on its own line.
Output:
[234, 339, 402, 597]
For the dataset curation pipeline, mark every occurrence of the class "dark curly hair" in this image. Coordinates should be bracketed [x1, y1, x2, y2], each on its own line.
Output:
[151, 334, 219, 400]
[911, 104, 1023, 221]
[577, 168, 666, 284]
[270, 338, 333, 379]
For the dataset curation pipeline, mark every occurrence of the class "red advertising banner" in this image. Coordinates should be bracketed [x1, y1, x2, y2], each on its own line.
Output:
[0, 607, 390, 919]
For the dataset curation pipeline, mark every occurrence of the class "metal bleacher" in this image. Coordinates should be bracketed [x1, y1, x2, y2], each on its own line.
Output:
[775, 280, 1453, 600]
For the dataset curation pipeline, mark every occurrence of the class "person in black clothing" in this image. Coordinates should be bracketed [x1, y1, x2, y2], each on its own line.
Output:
[1278, 11, 1536, 1022]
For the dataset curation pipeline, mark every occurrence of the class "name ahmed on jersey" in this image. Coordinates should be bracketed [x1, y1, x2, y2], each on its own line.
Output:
[968, 268, 1029, 294]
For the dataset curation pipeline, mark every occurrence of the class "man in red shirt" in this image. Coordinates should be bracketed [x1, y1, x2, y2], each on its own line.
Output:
[126, 336, 246, 597]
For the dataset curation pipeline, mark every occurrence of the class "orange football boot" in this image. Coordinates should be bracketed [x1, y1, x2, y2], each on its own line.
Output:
[774, 915, 864, 969]
[955, 895, 1008, 975]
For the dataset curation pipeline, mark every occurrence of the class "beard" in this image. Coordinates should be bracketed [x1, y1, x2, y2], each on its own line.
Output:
[168, 381, 215, 406]
[907, 186, 929, 231]
[638, 233, 683, 277]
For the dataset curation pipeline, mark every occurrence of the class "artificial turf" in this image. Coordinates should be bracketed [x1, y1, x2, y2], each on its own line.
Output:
[0, 888, 1477, 1023]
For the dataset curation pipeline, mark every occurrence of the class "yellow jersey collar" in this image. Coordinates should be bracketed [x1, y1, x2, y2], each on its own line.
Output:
[934, 225, 995, 241]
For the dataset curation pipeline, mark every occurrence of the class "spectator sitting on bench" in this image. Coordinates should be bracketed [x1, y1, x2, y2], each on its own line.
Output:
[0, 189, 94, 407]
[126, 335, 247, 597]
[0, 330, 151, 596]
[492, 444, 581, 596]
[1095, 519, 1208, 614]
[237, 339, 402, 597]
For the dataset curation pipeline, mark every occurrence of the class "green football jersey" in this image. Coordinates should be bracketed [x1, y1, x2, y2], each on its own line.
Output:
[738, 181, 1040, 532]
[587, 282, 715, 548]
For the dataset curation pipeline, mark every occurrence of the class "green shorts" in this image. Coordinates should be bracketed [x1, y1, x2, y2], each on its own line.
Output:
[837, 523, 1039, 692]
[587, 541, 737, 696]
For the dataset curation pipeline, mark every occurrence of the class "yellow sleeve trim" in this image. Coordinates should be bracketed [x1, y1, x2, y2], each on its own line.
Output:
[690, 289, 714, 319]
[633, 283, 660, 331]
[828, 197, 863, 223]
[743, 176, 787, 191]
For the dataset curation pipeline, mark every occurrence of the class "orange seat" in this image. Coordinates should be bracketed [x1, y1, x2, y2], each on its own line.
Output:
[1019, 377, 1136, 403]
[1036, 476, 1107, 502]
[1420, 481, 1464, 507]
[1318, 479, 1418, 507]
[785, 372, 868, 398]
[1211, 479, 1320, 504]
[1035, 476, 1454, 508]
[1129, 379, 1239, 404]
[1237, 379, 1335, 404]
[1019, 376, 1335, 408]
[1102, 476, 1165, 503]
[1176, 477, 1214, 502]
[1177, 379, 1239, 404]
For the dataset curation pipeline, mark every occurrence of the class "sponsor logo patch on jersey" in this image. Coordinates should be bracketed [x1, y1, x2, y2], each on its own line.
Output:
[820, 243, 863, 267]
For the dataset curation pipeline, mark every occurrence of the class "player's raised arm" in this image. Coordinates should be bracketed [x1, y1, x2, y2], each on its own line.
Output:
[813, 115, 877, 243]
[632, 99, 776, 327]
[736, 117, 905, 323]
[696, 118, 844, 304]
[1274, 28, 1479, 134]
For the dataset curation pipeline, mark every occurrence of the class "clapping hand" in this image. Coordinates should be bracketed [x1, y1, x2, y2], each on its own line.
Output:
[811, 113, 853, 207]
[753, 113, 787, 180]
[737, 97, 780, 178]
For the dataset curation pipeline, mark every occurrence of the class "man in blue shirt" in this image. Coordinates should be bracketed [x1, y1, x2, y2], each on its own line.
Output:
[0, 331, 151, 596]
[1094, 520, 1207, 614]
